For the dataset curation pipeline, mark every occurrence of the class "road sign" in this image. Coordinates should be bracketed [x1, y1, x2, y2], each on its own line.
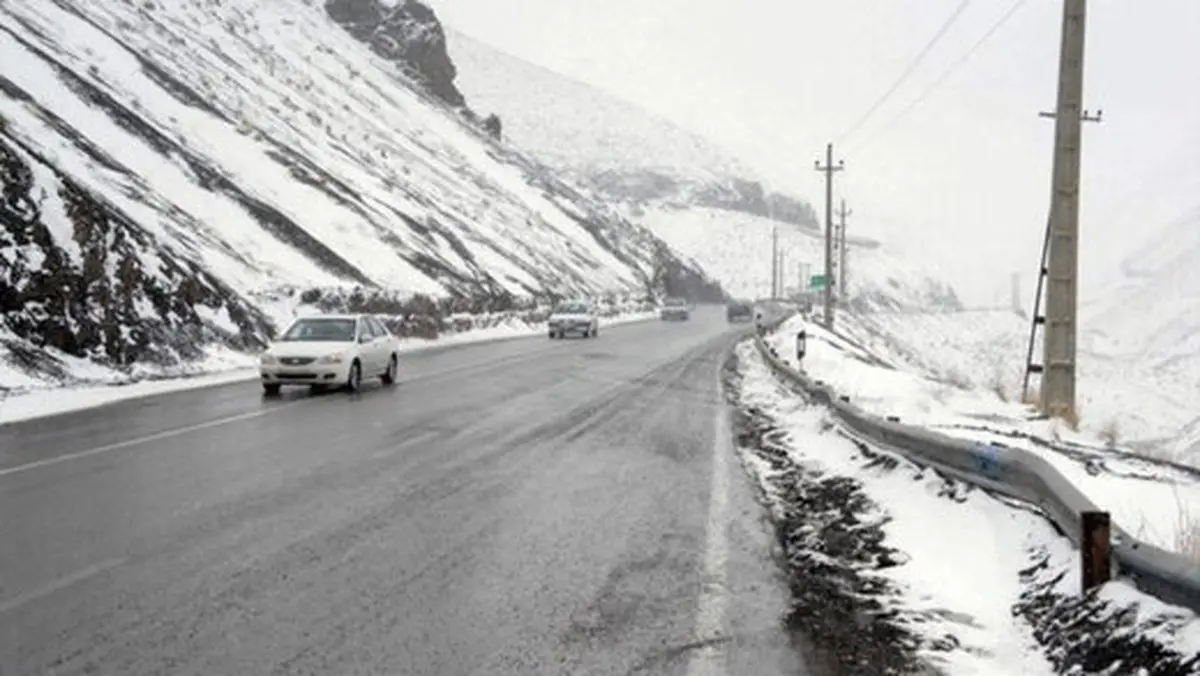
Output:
[809, 274, 827, 290]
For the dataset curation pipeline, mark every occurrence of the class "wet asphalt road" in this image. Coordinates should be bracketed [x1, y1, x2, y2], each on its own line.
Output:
[0, 307, 809, 675]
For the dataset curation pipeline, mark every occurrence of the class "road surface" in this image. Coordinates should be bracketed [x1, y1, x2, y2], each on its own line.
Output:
[0, 307, 809, 675]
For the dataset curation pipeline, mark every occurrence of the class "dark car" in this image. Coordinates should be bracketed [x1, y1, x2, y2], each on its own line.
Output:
[660, 297, 691, 321]
[726, 300, 754, 323]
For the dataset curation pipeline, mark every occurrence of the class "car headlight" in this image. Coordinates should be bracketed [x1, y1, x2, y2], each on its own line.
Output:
[260, 354, 277, 365]
[317, 353, 346, 364]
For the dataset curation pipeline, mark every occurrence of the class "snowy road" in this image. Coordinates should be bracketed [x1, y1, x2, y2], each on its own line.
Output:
[0, 308, 808, 675]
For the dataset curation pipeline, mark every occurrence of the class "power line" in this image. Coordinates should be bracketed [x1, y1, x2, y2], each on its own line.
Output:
[846, 0, 1029, 156]
[836, 0, 974, 145]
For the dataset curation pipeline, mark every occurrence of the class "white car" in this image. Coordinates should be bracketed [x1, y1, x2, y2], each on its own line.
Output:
[547, 301, 600, 339]
[259, 313, 399, 395]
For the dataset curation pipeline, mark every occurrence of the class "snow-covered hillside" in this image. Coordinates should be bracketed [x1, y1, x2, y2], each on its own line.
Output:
[0, 0, 719, 388]
[444, 29, 821, 232]
[445, 29, 746, 182]
[636, 207, 960, 312]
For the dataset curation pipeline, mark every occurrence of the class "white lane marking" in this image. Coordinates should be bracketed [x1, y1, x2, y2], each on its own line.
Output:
[0, 349, 552, 481]
[0, 402, 311, 480]
[0, 323, 697, 480]
[687, 360, 733, 675]
[0, 556, 126, 614]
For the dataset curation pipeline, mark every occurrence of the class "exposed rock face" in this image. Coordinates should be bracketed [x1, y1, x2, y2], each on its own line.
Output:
[579, 168, 821, 230]
[325, 0, 466, 108]
[0, 132, 273, 376]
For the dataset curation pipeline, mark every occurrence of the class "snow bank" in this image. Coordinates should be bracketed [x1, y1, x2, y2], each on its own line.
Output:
[764, 312, 1200, 566]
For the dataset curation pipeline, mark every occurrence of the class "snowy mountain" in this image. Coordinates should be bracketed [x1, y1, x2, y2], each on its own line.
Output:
[635, 207, 960, 312]
[444, 29, 821, 232]
[440, 28, 962, 311]
[1078, 205, 1200, 458]
[0, 0, 721, 388]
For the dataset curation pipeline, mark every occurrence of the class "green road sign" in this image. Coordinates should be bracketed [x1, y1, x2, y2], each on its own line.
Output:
[809, 274, 827, 290]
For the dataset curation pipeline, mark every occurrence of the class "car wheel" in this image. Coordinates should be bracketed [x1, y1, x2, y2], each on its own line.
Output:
[345, 360, 362, 393]
[381, 354, 397, 385]
[263, 383, 281, 396]
[548, 331, 557, 339]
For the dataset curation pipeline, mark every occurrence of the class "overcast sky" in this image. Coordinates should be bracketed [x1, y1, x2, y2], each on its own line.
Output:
[425, 0, 1200, 304]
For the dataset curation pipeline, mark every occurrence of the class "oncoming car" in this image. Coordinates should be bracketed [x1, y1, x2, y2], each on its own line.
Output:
[659, 297, 691, 321]
[259, 314, 400, 395]
[548, 301, 599, 339]
[726, 299, 754, 323]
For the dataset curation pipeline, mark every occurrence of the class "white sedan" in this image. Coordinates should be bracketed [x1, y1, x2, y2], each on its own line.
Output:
[547, 301, 600, 339]
[259, 313, 399, 395]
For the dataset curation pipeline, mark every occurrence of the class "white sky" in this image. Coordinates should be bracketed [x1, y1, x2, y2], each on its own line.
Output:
[425, 0, 1200, 305]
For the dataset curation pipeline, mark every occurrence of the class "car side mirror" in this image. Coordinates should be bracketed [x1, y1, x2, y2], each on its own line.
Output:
[358, 335, 371, 343]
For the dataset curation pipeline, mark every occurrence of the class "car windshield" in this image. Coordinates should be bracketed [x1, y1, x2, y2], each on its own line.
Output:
[554, 303, 589, 314]
[279, 317, 357, 342]
[665, 298, 686, 306]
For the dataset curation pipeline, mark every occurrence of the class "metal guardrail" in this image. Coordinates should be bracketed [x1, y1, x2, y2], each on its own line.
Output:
[752, 326, 1200, 613]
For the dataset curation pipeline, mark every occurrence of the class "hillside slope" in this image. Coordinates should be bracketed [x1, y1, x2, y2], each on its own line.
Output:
[0, 0, 718, 388]
[636, 207, 959, 312]
[444, 28, 822, 232]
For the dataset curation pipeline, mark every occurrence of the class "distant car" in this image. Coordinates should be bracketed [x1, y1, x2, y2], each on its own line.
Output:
[548, 301, 599, 339]
[660, 297, 691, 321]
[726, 300, 754, 323]
[259, 313, 399, 395]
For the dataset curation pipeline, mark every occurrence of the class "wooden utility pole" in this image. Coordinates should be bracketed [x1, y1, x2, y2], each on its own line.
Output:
[1037, 0, 1101, 420]
[814, 143, 845, 329]
[837, 200, 852, 301]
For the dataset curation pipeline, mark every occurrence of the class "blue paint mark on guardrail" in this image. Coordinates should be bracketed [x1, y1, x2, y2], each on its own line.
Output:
[974, 443, 1000, 478]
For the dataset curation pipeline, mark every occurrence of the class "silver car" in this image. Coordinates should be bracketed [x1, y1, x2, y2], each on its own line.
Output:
[548, 301, 600, 339]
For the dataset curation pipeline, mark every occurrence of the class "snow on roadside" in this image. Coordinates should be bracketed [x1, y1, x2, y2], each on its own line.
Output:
[0, 310, 656, 425]
[848, 308, 1200, 463]
[763, 313, 1200, 557]
[732, 341, 1054, 675]
[735, 339, 1200, 674]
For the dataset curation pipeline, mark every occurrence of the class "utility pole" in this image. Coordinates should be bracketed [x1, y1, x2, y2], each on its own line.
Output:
[1036, 0, 1101, 421]
[777, 249, 786, 298]
[837, 200, 852, 301]
[814, 143, 845, 330]
[770, 225, 779, 299]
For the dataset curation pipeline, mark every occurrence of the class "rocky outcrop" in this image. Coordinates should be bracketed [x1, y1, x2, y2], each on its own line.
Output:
[325, 0, 466, 109]
[577, 168, 821, 230]
[0, 131, 273, 380]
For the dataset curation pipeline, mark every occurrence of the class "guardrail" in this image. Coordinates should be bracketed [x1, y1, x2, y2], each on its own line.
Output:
[752, 325, 1200, 613]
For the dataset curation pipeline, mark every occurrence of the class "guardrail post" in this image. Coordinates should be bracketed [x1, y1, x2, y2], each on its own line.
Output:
[1081, 510, 1111, 593]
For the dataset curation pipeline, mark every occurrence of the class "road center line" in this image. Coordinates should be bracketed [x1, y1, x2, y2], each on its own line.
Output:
[0, 402, 311, 480]
[0, 556, 127, 615]
[686, 356, 733, 676]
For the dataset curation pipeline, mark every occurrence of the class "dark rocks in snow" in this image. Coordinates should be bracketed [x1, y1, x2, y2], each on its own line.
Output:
[482, 113, 502, 141]
[293, 285, 653, 340]
[722, 354, 926, 675]
[325, 0, 466, 108]
[577, 167, 821, 230]
[1015, 548, 1200, 675]
[0, 133, 273, 376]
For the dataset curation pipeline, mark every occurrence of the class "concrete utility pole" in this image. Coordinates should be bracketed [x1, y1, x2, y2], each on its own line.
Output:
[777, 249, 786, 298]
[837, 200, 852, 301]
[1037, 0, 1101, 420]
[770, 225, 779, 299]
[1011, 272, 1023, 316]
[814, 143, 845, 330]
